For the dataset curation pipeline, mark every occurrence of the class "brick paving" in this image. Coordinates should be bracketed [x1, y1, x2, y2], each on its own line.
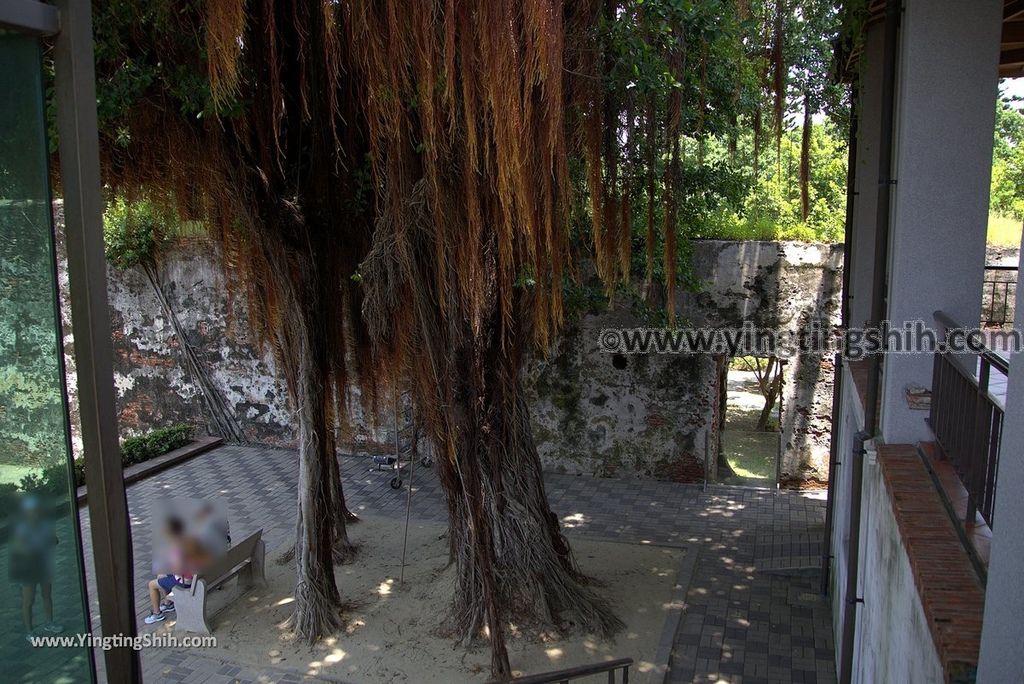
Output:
[73, 444, 835, 683]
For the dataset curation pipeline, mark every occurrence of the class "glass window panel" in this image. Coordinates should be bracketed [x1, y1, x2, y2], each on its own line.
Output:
[0, 29, 93, 683]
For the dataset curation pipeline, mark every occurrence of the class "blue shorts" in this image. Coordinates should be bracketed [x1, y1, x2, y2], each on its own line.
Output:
[157, 575, 189, 593]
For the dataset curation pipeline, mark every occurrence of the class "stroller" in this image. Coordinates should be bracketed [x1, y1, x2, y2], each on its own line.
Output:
[368, 393, 432, 489]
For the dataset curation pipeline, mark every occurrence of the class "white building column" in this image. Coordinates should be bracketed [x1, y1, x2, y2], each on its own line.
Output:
[978, 240, 1024, 683]
[879, 0, 1002, 445]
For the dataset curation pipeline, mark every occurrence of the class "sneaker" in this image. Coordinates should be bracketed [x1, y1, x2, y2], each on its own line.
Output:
[160, 602, 175, 614]
[40, 623, 63, 634]
[143, 612, 166, 625]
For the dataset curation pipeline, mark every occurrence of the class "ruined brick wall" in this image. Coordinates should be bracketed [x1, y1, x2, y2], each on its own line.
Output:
[103, 243, 294, 445]
[59, 211, 844, 481]
[526, 241, 843, 482]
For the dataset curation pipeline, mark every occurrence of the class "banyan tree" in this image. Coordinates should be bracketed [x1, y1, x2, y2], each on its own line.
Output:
[88, 0, 817, 677]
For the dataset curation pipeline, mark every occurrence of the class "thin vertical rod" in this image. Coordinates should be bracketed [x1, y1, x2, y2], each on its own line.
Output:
[399, 395, 416, 584]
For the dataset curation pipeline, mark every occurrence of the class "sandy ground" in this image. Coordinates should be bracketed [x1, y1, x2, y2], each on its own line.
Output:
[159, 515, 685, 683]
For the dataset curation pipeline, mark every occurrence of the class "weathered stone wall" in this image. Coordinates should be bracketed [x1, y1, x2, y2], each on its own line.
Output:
[524, 312, 718, 480]
[527, 241, 843, 482]
[69, 229, 843, 482]
[104, 243, 294, 445]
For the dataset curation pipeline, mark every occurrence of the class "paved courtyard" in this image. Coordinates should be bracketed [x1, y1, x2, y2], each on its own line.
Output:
[77, 444, 836, 683]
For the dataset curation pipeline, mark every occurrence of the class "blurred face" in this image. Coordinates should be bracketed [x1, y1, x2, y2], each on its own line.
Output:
[21, 495, 41, 520]
[165, 516, 184, 541]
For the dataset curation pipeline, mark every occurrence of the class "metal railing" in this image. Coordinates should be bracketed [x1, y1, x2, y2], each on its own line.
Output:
[982, 264, 1017, 328]
[487, 658, 633, 684]
[930, 311, 1008, 528]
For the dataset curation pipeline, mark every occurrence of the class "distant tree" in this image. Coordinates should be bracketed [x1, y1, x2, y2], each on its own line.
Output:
[741, 357, 783, 431]
[991, 96, 1024, 221]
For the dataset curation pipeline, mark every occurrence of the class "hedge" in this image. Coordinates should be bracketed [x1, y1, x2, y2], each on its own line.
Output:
[119, 423, 194, 467]
[6, 424, 195, 498]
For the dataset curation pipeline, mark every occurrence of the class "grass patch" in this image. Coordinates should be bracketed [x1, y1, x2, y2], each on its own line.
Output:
[722, 431, 778, 480]
[989, 213, 1022, 247]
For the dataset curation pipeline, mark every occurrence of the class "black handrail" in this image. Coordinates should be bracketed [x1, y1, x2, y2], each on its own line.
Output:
[982, 264, 1017, 328]
[931, 311, 1008, 528]
[487, 657, 633, 684]
[933, 310, 1009, 375]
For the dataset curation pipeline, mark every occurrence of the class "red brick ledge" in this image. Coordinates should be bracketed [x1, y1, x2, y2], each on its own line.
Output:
[877, 444, 984, 683]
[75, 435, 223, 505]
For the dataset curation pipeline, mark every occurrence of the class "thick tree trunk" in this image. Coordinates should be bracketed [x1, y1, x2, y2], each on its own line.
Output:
[285, 281, 350, 641]
[717, 449, 738, 480]
[800, 93, 812, 222]
[437, 347, 621, 678]
[753, 108, 762, 182]
[756, 375, 782, 432]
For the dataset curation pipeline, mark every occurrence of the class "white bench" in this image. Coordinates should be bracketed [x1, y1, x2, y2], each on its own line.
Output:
[174, 530, 266, 634]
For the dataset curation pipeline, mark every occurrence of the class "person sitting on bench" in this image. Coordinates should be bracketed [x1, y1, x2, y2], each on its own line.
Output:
[144, 515, 208, 625]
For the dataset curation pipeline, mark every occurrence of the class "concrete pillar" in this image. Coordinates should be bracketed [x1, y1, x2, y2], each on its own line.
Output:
[977, 238, 1024, 683]
[847, 22, 884, 332]
[879, 0, 1002, 444]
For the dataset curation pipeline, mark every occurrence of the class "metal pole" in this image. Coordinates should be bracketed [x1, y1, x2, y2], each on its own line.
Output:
[398, 394, 415, 584]
[400, 437, 416, 585]
[52, 0, 140, 679]
[393, 391, 401, 478]
[775, 360, 784, 493]
[702, 434, 708, 493]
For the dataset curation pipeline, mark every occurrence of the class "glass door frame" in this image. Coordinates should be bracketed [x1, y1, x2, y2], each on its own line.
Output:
[2, 1, 140, 681]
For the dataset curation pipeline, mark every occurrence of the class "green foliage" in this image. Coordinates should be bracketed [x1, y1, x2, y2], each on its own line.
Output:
[0, 208, 68, 471]
[645, 119, 849, 244]
[990, 96, 1024, 222]
[103, 197, 160, 269]
[0, 483, 19, 514]
[103, 197, 205, 269]
[73, 459, 85, 489]
[19, 463, 72, 498]
[91, 1, 235, 137]
[120, 423, 194, 467]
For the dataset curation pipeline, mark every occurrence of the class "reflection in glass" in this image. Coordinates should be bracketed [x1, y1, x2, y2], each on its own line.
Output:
[0, 30, 93, 682]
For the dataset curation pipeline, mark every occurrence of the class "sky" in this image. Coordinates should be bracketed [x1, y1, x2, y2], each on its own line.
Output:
[1001, 78, 1024, 107]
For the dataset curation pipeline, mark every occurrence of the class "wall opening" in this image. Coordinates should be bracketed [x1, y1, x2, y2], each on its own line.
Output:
[716, 355, 783, 487]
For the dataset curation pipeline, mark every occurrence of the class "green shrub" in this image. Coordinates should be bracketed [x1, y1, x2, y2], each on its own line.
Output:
[103, 198, 160, 270]
[120, 424, 194, 465]
[18, 424, 194, 497]
[73, 459, 85, 488]
[19, 463, 73, 498]
[0, 482, 20, 512]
